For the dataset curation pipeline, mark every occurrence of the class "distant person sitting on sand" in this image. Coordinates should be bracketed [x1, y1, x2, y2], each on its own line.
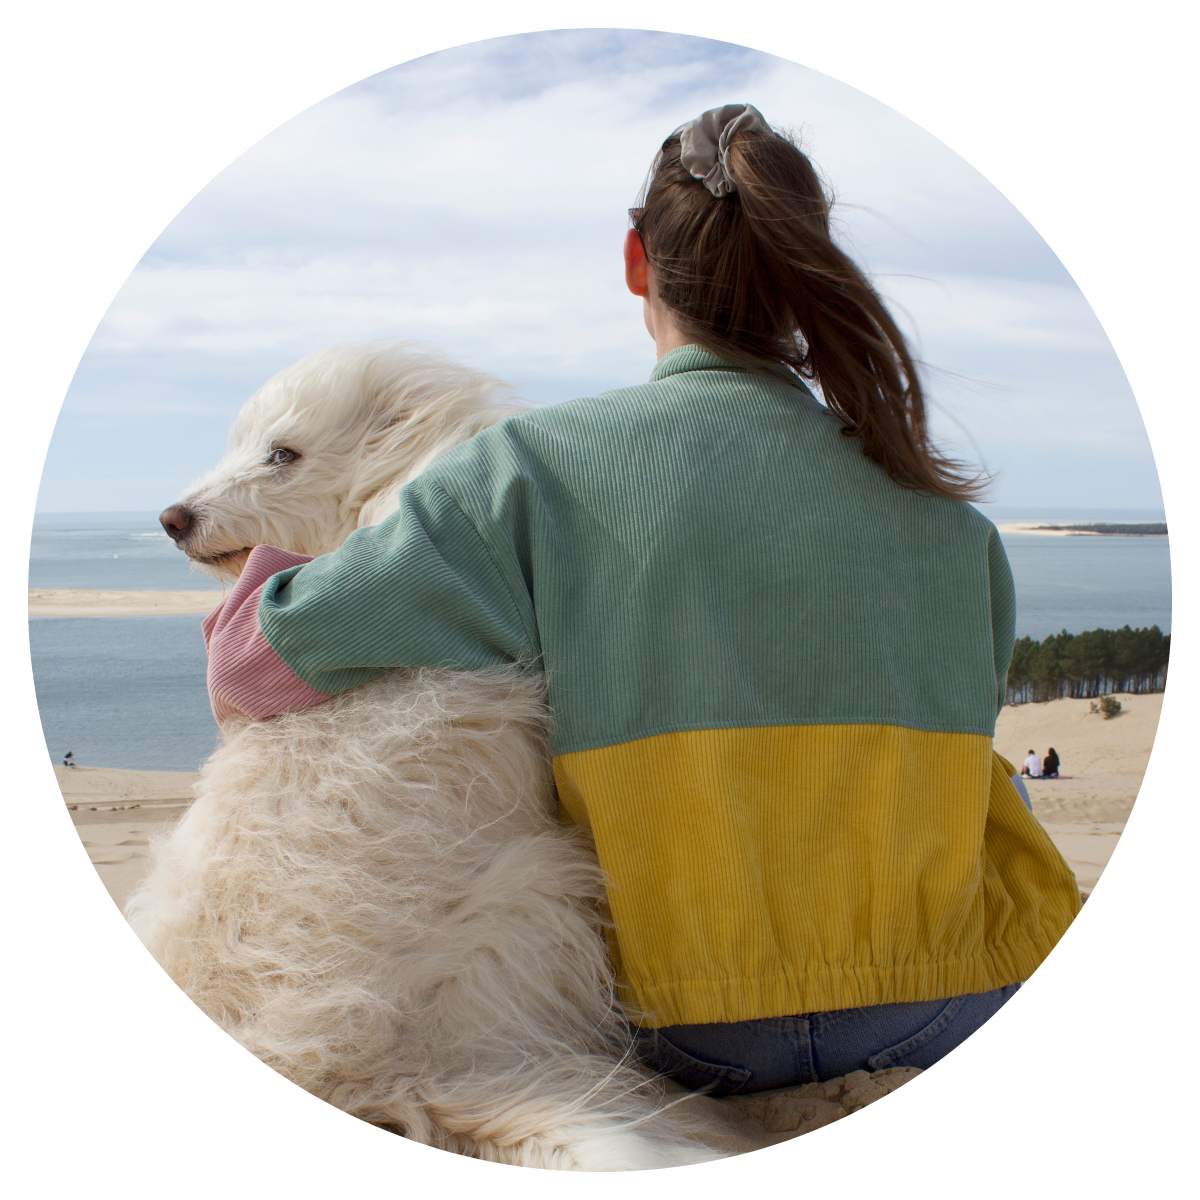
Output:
[1043, 747, 1060, 778]
[1021, 750, 1042, 778]
[62, 751, 76, 768]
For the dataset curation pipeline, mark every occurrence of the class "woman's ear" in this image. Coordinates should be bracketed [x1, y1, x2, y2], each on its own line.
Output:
[624, 229, 649, 298]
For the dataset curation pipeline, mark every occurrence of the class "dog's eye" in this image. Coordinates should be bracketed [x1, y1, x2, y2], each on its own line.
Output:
[265, 447, 298, 467]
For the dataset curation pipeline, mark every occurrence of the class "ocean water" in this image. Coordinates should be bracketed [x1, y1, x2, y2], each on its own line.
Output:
[29, 511, 224, 591]
[981, 504, 1171, 638]
[28, 507, 1172, 772]
[30, 614, 218, 772]
[1001, 535, 1171, 638]
[30, 513, 223, 769]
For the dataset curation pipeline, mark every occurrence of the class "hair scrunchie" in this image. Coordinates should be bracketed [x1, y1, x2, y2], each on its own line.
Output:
[678, 103, 771, 198]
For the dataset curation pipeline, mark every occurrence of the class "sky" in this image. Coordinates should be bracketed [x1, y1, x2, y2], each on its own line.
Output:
[34, 28, 1164, 515]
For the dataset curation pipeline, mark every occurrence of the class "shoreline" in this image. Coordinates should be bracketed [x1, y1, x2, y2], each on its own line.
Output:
[29, 588, 224, 618]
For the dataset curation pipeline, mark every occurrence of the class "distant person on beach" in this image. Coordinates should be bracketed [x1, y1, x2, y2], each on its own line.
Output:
[1043, 748, 1060, 778]
[202, 103, 1081, 1093]
[62, 751, 75, 768]
[1021, 750, 1043, 778]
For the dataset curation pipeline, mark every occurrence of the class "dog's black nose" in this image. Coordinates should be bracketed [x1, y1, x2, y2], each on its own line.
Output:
[160, 505, 194, 541]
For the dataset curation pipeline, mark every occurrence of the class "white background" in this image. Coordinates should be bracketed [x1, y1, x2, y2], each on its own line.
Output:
[2, 2, 1195, 1195]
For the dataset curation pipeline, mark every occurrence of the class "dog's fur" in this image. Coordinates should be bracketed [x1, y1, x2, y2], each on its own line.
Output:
[162, 344, 524, 573]
[126, 342, 729, 1169]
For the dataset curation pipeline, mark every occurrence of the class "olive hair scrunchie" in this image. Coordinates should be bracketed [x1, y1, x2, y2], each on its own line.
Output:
[677, 103, 772, 198]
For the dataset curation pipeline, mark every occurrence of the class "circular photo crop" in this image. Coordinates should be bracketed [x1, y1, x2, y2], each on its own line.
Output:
[30, 29, 1169, 1170]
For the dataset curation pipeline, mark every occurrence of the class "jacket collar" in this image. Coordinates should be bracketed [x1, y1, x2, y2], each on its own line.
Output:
[648, 345, 732, 381]
[649, 343, 804, 389]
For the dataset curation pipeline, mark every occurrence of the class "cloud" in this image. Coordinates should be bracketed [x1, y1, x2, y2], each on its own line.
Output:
[43, 29, 1161, 512]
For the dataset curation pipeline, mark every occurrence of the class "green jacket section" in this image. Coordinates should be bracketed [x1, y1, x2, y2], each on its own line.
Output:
[259, 346, 1016, 755]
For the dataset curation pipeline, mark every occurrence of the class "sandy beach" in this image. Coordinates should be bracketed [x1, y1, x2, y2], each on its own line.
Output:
[30, 588, 223, 618]
[994, 690, 1159, 892]
[995, 691, 1157, 824]
[57, 765, 199, 909]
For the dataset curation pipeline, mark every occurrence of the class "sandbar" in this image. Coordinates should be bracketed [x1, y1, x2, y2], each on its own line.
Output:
[29, 588, 223, 618]
[995, 522, 1166, 537]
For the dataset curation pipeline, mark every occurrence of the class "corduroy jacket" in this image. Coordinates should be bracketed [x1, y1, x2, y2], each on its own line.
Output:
[205, 345, 1081, 1027]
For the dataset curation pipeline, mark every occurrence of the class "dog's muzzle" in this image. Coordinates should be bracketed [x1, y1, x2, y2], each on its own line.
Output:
[160, 504, 195, 542]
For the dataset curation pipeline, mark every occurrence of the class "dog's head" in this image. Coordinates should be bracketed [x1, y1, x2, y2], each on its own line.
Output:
[161, 340, 523, 579]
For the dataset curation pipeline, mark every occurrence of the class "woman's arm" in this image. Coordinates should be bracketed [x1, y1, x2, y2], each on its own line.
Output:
[203, 460, 540, 725]
[987, 525, 1017, 715]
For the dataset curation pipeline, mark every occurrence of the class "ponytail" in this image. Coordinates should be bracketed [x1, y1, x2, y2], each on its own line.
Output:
[632, 125, 981, 501]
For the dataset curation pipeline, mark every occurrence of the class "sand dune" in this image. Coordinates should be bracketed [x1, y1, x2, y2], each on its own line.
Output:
[56, 763, 200, 809]
[57, 765, 199, 909]
[30, 588, 223, 618]
[994, 691, 1160, 892]
[675, 1066, 924, 1150]
[995, 691, 1158, 824]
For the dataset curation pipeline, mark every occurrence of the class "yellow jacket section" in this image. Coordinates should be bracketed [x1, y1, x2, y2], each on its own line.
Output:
[554, 724, 1081, 1028]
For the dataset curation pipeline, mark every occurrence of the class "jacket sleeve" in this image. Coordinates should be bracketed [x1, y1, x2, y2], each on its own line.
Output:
[203, 471, 539, 724]
[987, 525, 1017, 715]
[202, 545, 330, 724]
[254, 471, 539, 700]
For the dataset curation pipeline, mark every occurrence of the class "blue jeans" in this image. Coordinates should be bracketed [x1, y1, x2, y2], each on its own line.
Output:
[1010, 774, 1034, 812]
[634, 983, 1020, 1095]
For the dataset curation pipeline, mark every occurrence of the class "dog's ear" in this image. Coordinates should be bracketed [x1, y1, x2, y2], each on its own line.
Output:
[365, 407, 406, 432]
[355, 410, 409, 458]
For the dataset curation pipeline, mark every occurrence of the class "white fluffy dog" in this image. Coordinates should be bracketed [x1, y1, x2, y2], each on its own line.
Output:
[127, 341, 728, 1170]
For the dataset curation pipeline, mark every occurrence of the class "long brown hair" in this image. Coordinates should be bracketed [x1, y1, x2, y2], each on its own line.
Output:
[632, 122, 981, 500]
